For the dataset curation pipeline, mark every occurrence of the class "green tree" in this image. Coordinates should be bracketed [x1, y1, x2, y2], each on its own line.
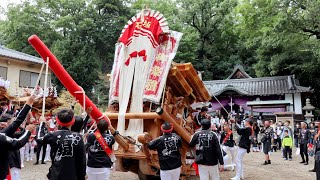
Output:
[180, 0, 240, 80]
[88, 0, 131, 72]
[0, 1, 60, 55]
[0, 0, 130, 105]
[236, 0, 320, 106]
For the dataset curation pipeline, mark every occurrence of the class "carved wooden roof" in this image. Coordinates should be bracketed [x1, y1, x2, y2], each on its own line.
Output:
[0, 86, 14, 102]
[167, 63, 211, 102]
[13, 96, 62, 111]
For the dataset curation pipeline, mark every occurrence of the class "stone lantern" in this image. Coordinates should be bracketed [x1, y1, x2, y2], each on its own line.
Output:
[302, 98, 315, 123]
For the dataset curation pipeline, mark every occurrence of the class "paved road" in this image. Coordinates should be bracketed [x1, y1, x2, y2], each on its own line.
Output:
[21, 148, 316, 180]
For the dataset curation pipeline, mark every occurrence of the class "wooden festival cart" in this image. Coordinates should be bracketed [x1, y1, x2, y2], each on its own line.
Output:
[105, 62, 211, 179]
[11, 87, 62, 119]
[0, 79, 15, 113]
[0, 86, 14, 104]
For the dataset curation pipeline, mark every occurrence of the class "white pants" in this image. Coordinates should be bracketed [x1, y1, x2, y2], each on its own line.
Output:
[252, 147, 259, 152]
[86, 167, 111, 180]
[25, 142, 35, 161]
[160, 167, 181, 180]
[223, 156, 235, 170]
[236, 147, 247, 178]
[10, 167, 20, 180]
[45, 145, 51, 161]
[198, 165, 220, 180]
[19, 146, 25, 166]
[222, 146, 236, 164]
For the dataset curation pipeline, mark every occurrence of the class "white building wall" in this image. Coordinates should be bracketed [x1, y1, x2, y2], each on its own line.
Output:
[285, 93, 294, 112]
[0, 57, 51, 96]
[294, 93, 303, 114]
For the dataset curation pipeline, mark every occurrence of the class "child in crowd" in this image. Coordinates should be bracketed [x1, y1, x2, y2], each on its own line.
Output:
[252, 137, 259, 152]
[282, 130, 293, 161]
[272, 134, 278, 152]
[258, 142, 262, 152]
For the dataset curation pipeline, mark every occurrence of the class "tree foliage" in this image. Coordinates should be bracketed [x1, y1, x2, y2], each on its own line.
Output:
[236, 0, 320, 106]
[180, 0, 249, 80]
[0, 0, 130, 103]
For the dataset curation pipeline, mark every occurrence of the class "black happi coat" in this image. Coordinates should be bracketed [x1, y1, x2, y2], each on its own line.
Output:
[194, 113, 206, 127]
[220, 131, 235, 147]
[8, 150, 21, 169]
[261, 126, 274, 142]
[86, 132, 115, 168]
[42, 127, 86, 180]
[36, 122, 49, 141]
[9, 129, 26, 169]
[235, 124, 252, 153]
[0, 105, 31, 179]
[299, 129, 311, 145]
[147, 133, 182, 170]
[190, 129, 224, 166]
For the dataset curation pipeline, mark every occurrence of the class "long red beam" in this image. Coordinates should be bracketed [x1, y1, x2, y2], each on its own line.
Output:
[28, 35, 110, 124]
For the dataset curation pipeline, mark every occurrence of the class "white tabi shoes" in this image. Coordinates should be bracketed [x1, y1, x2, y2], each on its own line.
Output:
[230, 175, 244, 180]
[230, 176, 240, 180]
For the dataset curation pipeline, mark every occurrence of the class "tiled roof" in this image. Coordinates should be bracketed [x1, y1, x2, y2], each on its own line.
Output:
[0, 45, 42, 64]
[227, 65, 252, 79]
[204, 75, 312, 96]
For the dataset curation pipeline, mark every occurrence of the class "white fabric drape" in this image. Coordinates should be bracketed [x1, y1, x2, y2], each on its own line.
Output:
[122, 37, 156, 151]
[110, 10, 171, 151]
[109, 43, 125, 104]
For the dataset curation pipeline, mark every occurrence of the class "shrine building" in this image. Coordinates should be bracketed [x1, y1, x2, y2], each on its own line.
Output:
[204, 65, 313, 121]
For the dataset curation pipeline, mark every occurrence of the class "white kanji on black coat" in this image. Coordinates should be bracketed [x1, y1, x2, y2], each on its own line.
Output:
[197, 133, 213, 150]
[55, 133, 81, 161]
[89, 135, 113, 153]
[162, 136, 179, 156]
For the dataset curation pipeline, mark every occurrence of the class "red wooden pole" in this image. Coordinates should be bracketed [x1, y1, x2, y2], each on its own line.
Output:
[28, 35, 109, 124]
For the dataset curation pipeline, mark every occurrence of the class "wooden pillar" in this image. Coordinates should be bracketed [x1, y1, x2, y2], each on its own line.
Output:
[156, 107, 191, 143]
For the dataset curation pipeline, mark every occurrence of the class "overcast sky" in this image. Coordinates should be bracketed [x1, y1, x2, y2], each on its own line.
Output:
[0, 0, 21, 9]
[0, 0, 22, 20]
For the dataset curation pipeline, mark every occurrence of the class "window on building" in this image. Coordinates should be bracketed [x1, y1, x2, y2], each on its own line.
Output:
[19, 70, 51, 88]
[0, 66, 8, 80]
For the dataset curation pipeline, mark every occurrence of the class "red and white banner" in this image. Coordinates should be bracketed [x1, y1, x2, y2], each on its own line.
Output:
[109, 43, 123, 103]
[143, 31, 183, 103]
[109, 10, 173, 150]
[109, 10, 170, 105]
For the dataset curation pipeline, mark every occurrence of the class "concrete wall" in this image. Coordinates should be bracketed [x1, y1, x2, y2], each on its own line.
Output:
[0, 57, 51, 96]
[285, 93, 303, 114]
[294, 93, 302, 114]
[285, 93, 294, 112]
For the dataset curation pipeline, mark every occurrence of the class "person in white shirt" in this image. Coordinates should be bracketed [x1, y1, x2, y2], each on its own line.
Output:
[220, 116, 226, 127]
[211, 115, 220, 127]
